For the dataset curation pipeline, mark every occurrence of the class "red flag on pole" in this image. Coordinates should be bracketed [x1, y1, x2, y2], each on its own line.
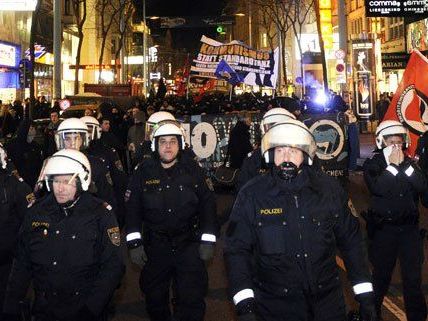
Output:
[176, 54, 190, 97]
[383, 50, 428, 157]
[194, 79, 216, 103]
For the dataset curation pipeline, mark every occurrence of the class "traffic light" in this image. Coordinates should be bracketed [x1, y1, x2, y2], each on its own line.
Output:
[216, 25, 225, 35]
[19, 59, 32, 88]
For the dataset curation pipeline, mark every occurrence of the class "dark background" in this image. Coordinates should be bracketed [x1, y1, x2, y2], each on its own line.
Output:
[133, 0, 227, 53]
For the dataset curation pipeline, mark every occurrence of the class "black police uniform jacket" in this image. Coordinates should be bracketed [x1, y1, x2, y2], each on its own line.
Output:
[3, 192, 125, 318]
[125, 156, 217, 247]
[236, 148, 269, 192]
[86, 154, 118, 211]
[0, 171, 32, 263]
[225, 166, 371, 301]
[363, 151, 426, 223]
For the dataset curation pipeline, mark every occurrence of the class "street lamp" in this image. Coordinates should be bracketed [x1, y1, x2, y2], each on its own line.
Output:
[143, 0, 148, 98]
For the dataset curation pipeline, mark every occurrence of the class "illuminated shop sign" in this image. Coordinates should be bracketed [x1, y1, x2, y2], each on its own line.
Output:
[365, 0, 428, 17]
[0, 42, 20, 68]
[0, 0, 38, 11]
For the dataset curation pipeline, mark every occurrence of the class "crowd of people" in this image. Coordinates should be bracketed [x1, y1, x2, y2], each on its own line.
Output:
[0, 90, 425, 321]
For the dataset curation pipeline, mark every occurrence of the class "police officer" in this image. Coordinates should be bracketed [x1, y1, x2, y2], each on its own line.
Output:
[225, 119, 376, 321]
[0, 143, 33, 310]
[81, 116, 128, 227]
[55, 118, 117, 211]
[364, 120, 427, 321]
[133, 111, 177, 166]
[236, 107, 295, 191]
[2, 149, 124, 321]
[125, 121, 217, 321]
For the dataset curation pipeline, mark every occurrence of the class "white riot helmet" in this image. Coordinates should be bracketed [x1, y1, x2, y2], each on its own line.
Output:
[375, 120, 410, 149]
[151, 122, 185, 152]
[80, 116, 102, 142]
[145, 111, 176, 141]
[0, 143, 7, 169]
[55, 118, 89, 150]
[260, 108, 296, 135]
[261, 119, 316, 165]
[42, 149, 91, 191]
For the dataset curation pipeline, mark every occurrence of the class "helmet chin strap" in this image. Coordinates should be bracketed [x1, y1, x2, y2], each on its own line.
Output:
[276, 162, 299, 180]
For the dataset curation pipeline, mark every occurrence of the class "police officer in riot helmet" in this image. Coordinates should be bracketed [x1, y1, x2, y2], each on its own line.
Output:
[55, 118, 117, 211]
[225, 119, 376, 321]
[125, 121, 217, 321]
[236, 107, 296, 191]
[2, 149, 124, 321]
[0, 143, 33, 312]
[81, 116, 128, 227]
[133, 111, 177, 165]
[364, 120, 427, 321]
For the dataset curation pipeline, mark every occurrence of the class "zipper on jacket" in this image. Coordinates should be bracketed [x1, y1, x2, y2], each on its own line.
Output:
[294, 195, 299, 208]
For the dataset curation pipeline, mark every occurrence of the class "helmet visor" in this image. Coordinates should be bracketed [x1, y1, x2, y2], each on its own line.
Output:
[56, 131, 88, 150]
[261, 122, 316, 161]
[260, 114, 295, 135]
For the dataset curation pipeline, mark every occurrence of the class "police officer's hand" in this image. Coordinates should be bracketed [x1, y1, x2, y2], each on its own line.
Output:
[389, 145, 404, 165]
[76, 305, 97, 321]
[129, 245, 147, 268]
[0, 313, 21, 321]
[199, 242, 215, 261]
[238, 313, 258, 321]
[356, 292, 377, 321]
[236, 298, 257, 321]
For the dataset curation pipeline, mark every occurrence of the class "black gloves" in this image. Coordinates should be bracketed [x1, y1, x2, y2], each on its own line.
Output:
[0, 313, 21, 321]
[236, 298, 257, 321]
[356, 292, 377, 321]
[199, 242, 215, 261]
[238, 313, 258, 321]
[76, 305, 98, 321]
[129, 245, 147, 268]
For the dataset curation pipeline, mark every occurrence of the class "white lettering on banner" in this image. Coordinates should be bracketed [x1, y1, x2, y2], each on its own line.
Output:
[191, 122, 217, 159]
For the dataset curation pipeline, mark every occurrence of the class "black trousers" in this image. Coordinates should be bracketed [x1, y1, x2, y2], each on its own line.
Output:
[254, 284, 347, 321]
[140, 241, 208, 321]
[369, 224, 427, 321]
[0, 263, 12, 311]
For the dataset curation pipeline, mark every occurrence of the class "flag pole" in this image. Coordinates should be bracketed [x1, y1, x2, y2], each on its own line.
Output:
[185, 53, 191, 101]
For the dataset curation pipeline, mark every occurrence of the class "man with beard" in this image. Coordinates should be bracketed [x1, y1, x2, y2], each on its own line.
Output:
[225, 119, 376, 321]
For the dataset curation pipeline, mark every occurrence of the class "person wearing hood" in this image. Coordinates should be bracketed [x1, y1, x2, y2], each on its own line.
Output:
[227, 113, 253, 170]
[6, 119, 44, 188]
[127, 110, 146, 169]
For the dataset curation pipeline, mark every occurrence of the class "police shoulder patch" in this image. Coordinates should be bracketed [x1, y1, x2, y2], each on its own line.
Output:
[205, 178, 214, 192]
[106, 172, 113, 185]
[107, 226, 120, 246]
[26, 193, 36, 204]
[115, 160, 124, 171]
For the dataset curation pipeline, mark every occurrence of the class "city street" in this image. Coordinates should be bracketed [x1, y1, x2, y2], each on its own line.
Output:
[110, 133, 428, 321]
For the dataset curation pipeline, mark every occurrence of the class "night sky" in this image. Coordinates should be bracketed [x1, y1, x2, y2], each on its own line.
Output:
[133, 0, 227, 53]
